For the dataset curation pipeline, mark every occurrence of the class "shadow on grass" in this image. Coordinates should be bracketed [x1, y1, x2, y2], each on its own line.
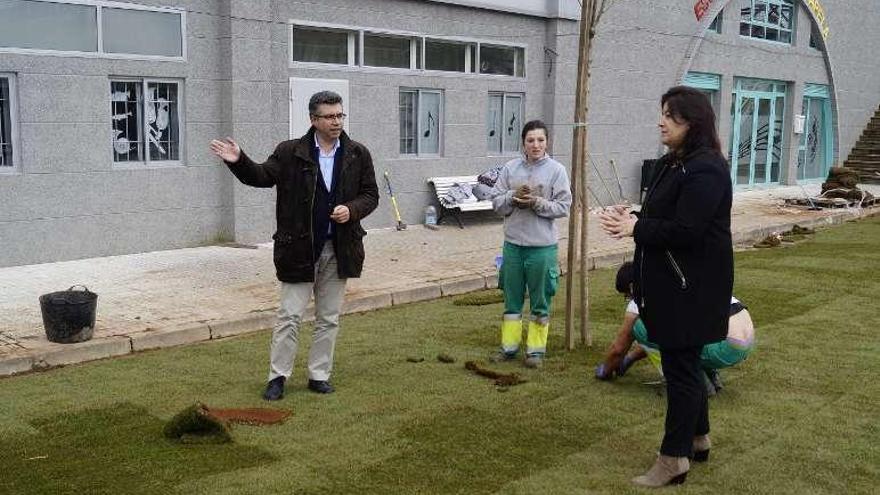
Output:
[320, 406, 599, 494]
[0, 402, 276, 495]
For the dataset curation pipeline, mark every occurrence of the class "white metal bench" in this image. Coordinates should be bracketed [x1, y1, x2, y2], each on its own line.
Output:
[428, 175, 494, 228]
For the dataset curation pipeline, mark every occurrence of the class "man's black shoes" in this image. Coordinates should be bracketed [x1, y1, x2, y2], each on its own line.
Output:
[307, 379, 335, 394]
[263, 376, 285, 401]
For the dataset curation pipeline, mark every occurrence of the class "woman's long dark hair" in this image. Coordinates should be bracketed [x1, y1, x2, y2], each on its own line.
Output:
[661, 86, 722, 158]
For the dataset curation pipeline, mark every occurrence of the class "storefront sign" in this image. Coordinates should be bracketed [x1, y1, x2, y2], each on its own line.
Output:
[693, 0, 712, 21]
[804, 0, 830, 39]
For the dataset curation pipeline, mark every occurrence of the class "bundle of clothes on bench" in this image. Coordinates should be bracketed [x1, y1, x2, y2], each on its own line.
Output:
[438, 166, 503, 208]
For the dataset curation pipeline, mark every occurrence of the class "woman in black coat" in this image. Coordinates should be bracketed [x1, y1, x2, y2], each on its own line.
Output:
[599, 86, 733, 488]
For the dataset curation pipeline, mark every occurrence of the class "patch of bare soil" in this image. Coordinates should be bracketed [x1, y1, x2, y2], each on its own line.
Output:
[207, 406, 291, 426]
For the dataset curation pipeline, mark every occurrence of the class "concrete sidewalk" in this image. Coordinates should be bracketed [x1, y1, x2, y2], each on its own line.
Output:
[1, 184, 876, 376]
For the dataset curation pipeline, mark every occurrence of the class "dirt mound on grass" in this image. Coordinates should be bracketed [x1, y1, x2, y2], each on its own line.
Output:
[821, 167, 875, 203]
[164, 402, 291, 443]
[164, 403, 232, 443]
[465, 361, 527, 387]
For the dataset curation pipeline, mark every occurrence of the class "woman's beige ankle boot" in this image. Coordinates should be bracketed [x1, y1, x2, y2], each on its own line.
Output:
[631, 454, 689, 488]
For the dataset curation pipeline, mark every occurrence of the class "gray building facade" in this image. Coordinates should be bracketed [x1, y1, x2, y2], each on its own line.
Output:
[1, 0, 878, 267]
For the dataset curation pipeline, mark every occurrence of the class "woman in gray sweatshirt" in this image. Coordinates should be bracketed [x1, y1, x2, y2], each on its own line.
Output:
[491, 120, 572, 368]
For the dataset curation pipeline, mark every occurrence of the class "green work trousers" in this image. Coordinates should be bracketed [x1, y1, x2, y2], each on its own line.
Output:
[499, 242, 560, 319]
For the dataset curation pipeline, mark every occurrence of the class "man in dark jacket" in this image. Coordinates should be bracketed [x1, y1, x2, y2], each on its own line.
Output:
[210, 91, 379, 400]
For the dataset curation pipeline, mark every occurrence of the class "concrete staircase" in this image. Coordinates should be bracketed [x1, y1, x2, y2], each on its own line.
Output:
[844, 105, 880, 184]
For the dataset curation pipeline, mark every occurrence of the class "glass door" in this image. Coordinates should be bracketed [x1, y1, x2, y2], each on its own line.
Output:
[798, 87, 832, 181]
[730, 78, 787, 186]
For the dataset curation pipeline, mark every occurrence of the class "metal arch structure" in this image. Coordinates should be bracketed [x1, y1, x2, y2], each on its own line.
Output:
[676, 0, 841, 167]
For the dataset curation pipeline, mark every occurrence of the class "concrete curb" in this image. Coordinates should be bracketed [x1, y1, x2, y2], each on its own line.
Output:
[131, 324, 211, 352]
[440, 275, 488, 296]
[392, 283, 443, 305]
[343, 292, 394, 315]
[31, 336, 132, 370]
[0, 355, 34, 376]
[209, 312, 275, 339]
[1, 206, 875, 378]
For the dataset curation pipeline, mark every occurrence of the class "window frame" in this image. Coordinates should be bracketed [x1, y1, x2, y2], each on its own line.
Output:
[487, 91, 525, 156]
[808, 24, 822, 50]
[361, 31, 420, 70]
[288, 20, 526, 79]
[683, 72, 721, 120]
[422, 37, 476, 74]
[738, 0, 796, 45]
[290, 23, 358, 67]
[110, 77, 184, 169]
[707, 8, 723, 33]
[0, 73, 20, 173]
[399, 88, 444, 157]
[478, 44, 526, 78]
[0, 0, 186, 61]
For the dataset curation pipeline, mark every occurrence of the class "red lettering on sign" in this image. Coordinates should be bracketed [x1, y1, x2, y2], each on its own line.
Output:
[694, 0, 712, 21]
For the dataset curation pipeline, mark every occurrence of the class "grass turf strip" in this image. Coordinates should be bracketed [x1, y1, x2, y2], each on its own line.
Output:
[0, 217, 878, 494]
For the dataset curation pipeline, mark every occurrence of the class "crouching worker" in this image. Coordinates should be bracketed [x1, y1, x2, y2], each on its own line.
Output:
[490, 120, 572, 368]
[595, 262, 754, 394]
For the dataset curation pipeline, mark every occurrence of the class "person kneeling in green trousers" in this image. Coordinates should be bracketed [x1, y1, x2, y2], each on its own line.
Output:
[595, 262, 755, 394]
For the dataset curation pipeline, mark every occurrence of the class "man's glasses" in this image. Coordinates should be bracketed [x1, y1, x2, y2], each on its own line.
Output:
[313, 113, 347, 121]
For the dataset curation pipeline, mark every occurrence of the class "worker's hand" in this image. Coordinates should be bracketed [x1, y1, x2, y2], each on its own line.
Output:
[330, 205, 350, 223]
[209, 137, 241, 163]
[595, 363, 614, 380]
[512, 195, 537, 209]
[513, 184, 531, 200]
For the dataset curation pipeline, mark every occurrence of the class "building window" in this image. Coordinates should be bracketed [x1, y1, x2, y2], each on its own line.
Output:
[425, 39, 474, 73]
[102, 7, 183, 57]
[399, 89, 442, 155]
[0, 0, 97, 52]
[111, 79, 182, 165]
[739, 0, 794, 44]
[809, 24, 820, 49]
[289, 23, 525, 78]
[0, 0, 184, 58]
[708, 9, 723, 33]
[363, 33, 416, 69]
[487, 92, 524, 154]
[292, 26, 353, 65]
[683, 72, 721, 121]
[480, 45, 525, 77]
[0, 75, 16, 169]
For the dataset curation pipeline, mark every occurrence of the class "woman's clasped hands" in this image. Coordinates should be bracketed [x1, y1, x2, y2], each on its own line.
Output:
[598, 205, 637, 239]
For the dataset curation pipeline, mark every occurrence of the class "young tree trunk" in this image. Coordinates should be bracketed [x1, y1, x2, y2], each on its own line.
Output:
[566, 0, 610, 349]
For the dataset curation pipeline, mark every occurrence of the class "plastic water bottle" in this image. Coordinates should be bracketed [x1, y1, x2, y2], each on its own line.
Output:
[424, 205, 437, 226]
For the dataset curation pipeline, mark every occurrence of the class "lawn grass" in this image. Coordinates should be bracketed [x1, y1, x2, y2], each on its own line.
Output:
[1, 217, 879, 494]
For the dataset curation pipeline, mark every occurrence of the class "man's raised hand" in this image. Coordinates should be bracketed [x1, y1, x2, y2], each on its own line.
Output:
[209, 137, 241, 163]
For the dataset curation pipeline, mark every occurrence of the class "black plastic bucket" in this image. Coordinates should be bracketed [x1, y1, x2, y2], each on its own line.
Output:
[39, 285, 97, 343]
